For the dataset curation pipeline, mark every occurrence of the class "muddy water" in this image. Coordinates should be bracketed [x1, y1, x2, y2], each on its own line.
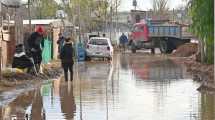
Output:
[0, 53, 215, 120]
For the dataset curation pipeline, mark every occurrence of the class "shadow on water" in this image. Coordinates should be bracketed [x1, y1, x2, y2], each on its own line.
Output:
[0, 53, 214, 120]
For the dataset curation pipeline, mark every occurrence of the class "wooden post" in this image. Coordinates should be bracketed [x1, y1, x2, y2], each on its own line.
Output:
[15, 7, 24, 44]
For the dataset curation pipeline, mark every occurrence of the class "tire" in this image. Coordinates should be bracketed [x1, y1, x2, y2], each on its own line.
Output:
[131, 48, 136, 53]
[107, 57, 112, 61]
[151, 48, 155, 54]
[160, 40, 168, 53]
[159, 40, 174, 54]
[130, 40, 136, 53]
[85, 56, 91, 61]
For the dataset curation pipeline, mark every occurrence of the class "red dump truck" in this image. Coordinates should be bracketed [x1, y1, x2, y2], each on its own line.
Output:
[129, 20, 192, 53]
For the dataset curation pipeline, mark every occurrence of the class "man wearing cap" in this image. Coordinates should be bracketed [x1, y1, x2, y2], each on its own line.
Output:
[26, 26, 44, 73]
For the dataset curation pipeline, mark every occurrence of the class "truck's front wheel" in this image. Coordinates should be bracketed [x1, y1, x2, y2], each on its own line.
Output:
[151, 48, 155, 54]
[130, 40, 136, 53]
[160, 40, 173, 54]
[131, 48, 136, 53]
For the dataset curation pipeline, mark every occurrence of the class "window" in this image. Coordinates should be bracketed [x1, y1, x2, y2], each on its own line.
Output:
[132, 26, 143, 32]
[89, 39, 108, 45]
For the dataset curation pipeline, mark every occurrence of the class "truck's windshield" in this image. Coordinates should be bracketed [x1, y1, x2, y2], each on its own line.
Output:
[132, 25, 143, 32]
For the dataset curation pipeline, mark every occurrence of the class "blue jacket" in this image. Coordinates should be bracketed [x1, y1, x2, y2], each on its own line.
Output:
[119, 34, 128, 44]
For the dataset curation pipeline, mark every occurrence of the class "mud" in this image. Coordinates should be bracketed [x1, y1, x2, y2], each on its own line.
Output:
[184, 59, 215, 91]
[0, 61, 62, 92]
[170, 43, 214, 92]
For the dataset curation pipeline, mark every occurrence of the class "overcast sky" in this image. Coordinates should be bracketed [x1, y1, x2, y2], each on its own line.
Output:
[118, 0, 188, 11]
[54, 0, 187, 11]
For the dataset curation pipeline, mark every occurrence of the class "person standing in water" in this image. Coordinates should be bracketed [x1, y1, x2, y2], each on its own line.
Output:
[60, 37, 74, 81]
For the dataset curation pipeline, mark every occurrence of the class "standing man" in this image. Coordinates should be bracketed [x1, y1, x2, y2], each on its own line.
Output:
[27, 26, 44, 73]
[102, 33, 106, 37]
[60, 37, 74, 82]
[57, 33, 65, 54]
[119, 33, 128, 51]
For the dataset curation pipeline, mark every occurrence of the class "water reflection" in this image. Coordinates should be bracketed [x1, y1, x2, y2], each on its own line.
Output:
[201, 93, 215, 120]
[0, 53, 214, 120]
[31, 90, 45, 120]
[60, 82, 76, 119]
[129, 58, 187, 80]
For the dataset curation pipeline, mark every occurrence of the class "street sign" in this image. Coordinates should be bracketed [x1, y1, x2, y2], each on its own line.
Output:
[133, 0, 137, 7]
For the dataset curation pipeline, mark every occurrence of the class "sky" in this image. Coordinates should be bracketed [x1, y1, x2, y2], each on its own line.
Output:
[118, 0, 188, 11]
[54, 0, 187, 12]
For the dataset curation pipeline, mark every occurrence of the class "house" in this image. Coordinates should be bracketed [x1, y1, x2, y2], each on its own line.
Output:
[0, 19, 74, 69]
[0, 21, 16, 68]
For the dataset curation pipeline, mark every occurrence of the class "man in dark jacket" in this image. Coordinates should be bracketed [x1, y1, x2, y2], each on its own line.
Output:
[60, 37, 74, 81]
[27, 26, 44, 73]
[119, 33, 128, 51]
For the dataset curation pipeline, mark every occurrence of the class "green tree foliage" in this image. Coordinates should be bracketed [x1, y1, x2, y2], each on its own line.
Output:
[188, 0, 214, 64]
[61, 0, 110, 32]
[33, 0, 58, 19]
[61, 0, 120, 32]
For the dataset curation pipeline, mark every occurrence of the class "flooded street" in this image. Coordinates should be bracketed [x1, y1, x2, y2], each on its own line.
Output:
[0, 53, 215, 120]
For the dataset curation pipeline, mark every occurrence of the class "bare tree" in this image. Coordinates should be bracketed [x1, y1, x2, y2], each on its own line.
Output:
[152, 0, 169, 19]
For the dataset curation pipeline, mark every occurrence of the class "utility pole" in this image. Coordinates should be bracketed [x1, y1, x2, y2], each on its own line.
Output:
[28, 0, 31, 32]
[109, 5, 113, 42]
[15, 7, 24, 44]
[105, 0, 108, 33]
[115, 0, 119, 44]
[78, 0, 81, 43]
[133, 0, 137, 10]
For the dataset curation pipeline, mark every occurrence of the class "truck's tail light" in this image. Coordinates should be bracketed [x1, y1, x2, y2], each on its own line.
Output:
[107, 46, 110, 51]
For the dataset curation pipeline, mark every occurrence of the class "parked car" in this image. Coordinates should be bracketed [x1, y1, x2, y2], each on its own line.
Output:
[86, 37, 113, 60]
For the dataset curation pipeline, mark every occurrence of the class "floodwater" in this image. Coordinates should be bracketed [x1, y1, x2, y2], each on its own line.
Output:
[0, 53, 215, 120]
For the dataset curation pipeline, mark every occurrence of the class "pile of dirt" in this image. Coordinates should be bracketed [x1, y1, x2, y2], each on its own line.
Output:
[171, 43, 198, 57]
[185, 60, 214, 81]
[0, 61, 62, 89]
[184, 59, 215, 91]
[171, 43, 214, 91]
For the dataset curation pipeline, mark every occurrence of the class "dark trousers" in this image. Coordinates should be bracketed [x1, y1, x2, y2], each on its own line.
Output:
[62, 63, 73, 81]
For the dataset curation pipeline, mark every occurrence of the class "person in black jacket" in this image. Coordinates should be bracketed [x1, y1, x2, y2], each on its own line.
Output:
[26, 26, 44, 73]
[60, 37, 74, 81]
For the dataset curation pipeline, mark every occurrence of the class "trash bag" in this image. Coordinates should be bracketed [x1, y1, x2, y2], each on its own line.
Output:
[12, 44, 34, 69]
